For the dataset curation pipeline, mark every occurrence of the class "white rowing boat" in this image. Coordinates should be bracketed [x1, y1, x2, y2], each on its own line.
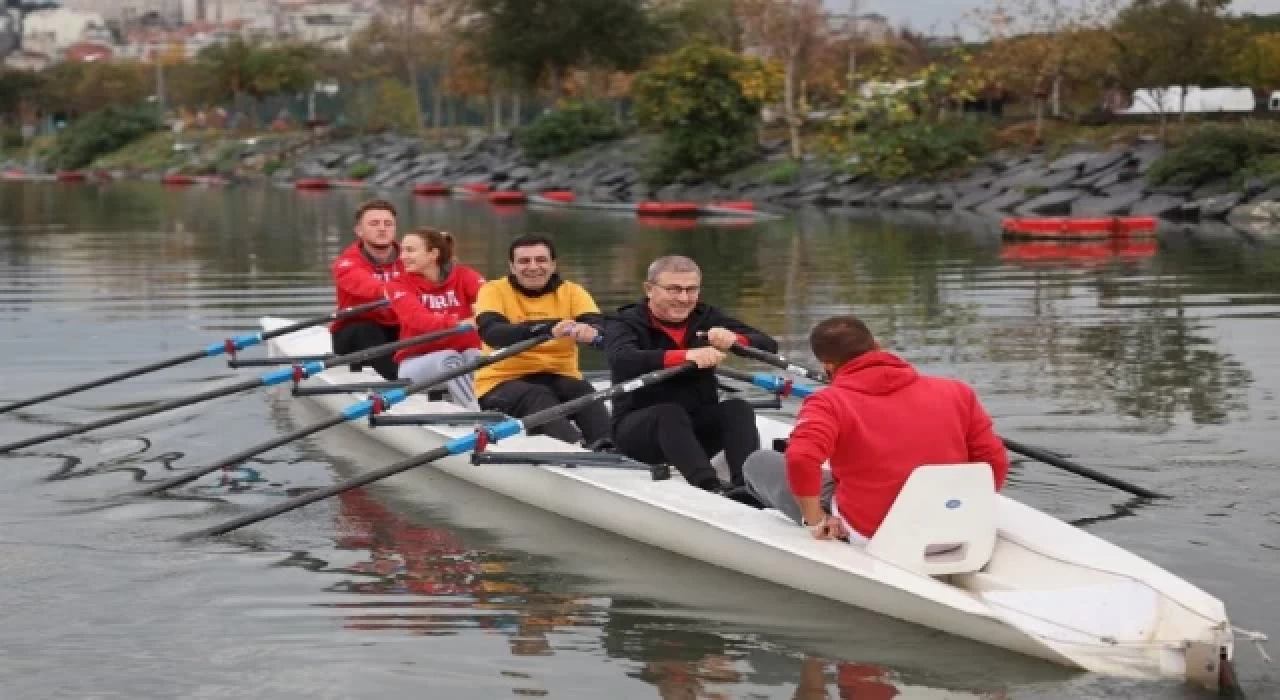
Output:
[259, 316, 1243, 692]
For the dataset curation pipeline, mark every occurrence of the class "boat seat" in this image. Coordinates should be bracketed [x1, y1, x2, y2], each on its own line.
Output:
[865, 463, 997, 577]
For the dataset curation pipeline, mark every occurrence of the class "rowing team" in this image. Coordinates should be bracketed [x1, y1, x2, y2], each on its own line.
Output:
[331, 199, 1010, 544]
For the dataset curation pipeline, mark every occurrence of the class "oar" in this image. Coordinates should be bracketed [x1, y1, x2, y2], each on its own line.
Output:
[0, 323, 468, 454]
[719, 353, 1168, 500]
[181, 361, 697, 540]
[0, 300, 389, 415]
[130, 335, 553, 496]
[726, 342, 828, 383]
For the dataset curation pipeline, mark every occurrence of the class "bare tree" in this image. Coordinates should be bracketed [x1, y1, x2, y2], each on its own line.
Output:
[737, 0, 824, 159]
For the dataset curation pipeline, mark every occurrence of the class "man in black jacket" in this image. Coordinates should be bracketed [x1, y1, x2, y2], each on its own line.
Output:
[603, 255, 779, 492]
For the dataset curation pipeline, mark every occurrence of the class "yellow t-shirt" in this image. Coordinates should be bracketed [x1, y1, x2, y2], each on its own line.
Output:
[473, 276, 600, 397]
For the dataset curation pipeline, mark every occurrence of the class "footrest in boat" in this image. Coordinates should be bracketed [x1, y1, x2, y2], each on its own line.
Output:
[291, 380, 411, 396]
[369, 412, 508, 427]
[228, 354, 335, 368]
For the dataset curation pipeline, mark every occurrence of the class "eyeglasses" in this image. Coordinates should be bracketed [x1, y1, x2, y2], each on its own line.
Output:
[653, 284, 700, 296]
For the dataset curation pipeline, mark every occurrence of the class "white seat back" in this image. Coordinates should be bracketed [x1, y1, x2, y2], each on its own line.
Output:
[865, 464, 997, 576]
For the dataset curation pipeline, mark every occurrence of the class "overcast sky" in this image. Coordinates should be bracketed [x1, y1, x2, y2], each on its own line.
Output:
[828, 0, 1280, 38]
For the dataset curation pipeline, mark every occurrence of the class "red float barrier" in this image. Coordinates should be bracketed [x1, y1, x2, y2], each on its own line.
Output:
[413, 183, 450, 196]
[488, 191, 527, 205]
[294, 178, 331, 190]
[55, 170, 87, 182]
[636, 201, 700, 217]
[161, 174, 195, 186]
[460, 182, 492, 194]
[1001, 216, 1158, 238]
[540, 190, 576, 203]
[711, 200, 755, 212]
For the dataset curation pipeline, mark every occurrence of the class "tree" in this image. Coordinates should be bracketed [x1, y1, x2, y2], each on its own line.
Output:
[967, 0, 1119, 136]
[633, 41, 781, 183]
[1110, 0, 1239, 129]
[1228, 32, 1280, 95]
[735, 0, 824, 159]
[0, 68, 44, 124]
[650, 0, 743, 51]
[194, 39, 316, 126]
[36, 61, 151, 118]
[468, 0, 660, 100]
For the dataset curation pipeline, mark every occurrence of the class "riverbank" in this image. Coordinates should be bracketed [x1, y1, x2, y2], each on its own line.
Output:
[4, 127, 1278, 241]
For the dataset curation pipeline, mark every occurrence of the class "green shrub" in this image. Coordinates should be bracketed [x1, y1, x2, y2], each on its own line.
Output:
[352, 79, 419, 133]
[45, 105, 160, 170]
[842, 117, 990, 182]
[347, 161, 376, 180]
[0, 127, 22, 151]
[633, 41, 780, 184]
[516, 100, 622, 161]
[1148, 123, 1280, 187]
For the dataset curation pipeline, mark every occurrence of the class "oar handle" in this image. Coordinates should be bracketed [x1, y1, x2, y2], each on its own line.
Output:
[727, 343, 828, 383]
[182, 361, 698, 540]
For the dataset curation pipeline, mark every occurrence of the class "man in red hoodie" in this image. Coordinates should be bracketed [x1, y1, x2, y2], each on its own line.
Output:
[743, 315, 1008, 542]
[329, 199, 406, 380]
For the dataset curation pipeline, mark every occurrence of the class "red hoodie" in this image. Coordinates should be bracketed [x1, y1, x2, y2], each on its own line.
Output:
[330, 241, 405, 334]
[785, 351, 1009, 539]
[385, 263, 485, 363]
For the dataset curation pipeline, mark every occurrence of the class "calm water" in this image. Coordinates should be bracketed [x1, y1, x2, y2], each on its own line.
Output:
[0, 181, 1277, 699]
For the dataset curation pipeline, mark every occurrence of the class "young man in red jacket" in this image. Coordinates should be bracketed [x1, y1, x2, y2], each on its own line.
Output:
[329, 199, 406, 380]
[743, 316, 1009, 542]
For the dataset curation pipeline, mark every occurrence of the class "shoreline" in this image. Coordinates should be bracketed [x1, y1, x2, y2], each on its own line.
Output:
[4, 130, 1277, 243]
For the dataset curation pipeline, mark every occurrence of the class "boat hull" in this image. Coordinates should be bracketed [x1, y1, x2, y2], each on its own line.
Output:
[256, 317, 1235, 690]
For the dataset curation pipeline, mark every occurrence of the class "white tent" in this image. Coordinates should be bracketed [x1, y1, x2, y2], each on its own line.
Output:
[1118, 86, 1256, 115]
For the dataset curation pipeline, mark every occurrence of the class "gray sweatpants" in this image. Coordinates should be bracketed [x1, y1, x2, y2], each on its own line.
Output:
[397, 348, 482, 411]
[743, 449, 836, 525]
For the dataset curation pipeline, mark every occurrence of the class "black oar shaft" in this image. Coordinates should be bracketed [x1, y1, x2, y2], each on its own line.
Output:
[0, 324, 469, 454]
[259, 300, 388, 341]
[182, 361, 695, 540]
[0, 349, 209, 415]
[1001, 438, 1165, 499]
[730, 346, 1168, 500]
[134, 414, 350, 495]
[728, 343, 827, 383]
[0, 375, 268, 453]
[134, 335, 551, 496]
[0, 300, 389, 416]
[188, 444, 454, 538]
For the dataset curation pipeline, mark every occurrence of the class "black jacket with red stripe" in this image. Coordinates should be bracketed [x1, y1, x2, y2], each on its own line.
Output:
[603, 300, 778, 425]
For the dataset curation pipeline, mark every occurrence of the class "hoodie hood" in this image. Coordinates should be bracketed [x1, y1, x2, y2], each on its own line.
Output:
[832, 350, 918, 396]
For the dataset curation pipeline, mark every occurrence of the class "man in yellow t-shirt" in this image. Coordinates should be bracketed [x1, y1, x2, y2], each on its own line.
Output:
[473, 233, 610, 446]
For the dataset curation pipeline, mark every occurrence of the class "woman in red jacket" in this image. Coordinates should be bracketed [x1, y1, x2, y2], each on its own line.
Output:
[385, 228, 486, 409]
